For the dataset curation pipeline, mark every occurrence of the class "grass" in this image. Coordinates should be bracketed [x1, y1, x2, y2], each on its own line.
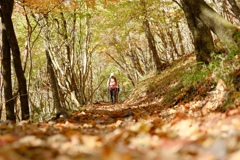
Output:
[125, 53, 199, 106]
[125, 52, 239, 110]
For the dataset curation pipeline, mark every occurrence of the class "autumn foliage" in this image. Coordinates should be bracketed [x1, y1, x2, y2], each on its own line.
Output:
[1, 0, 240, 159]
[1, 53, 240, 159]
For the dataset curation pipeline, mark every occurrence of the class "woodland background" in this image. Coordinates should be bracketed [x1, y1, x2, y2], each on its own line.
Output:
[0, 0, 240, 122]
[2, 0, 240, 159]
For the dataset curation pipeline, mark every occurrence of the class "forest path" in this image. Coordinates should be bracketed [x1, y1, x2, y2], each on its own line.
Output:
[1, 101, 240, 160]
[66, 101, 240, 159]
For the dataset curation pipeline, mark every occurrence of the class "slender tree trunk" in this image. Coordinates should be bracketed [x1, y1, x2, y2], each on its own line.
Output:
[141, 0, 164, 74]
[46, 51, 60, 111]
[46, 50, 69, 118]
[176, 22, 185, 56]
[60, 12, 81, 106]
[167, 29, 180, 59]
[44, 15, 69, 119]
[227, 0, 240, 20]
[157, 30, 169, 62]
[136, 46, 153, 72]
[80, 6, 91, 105]
[1, 12, 15, 121]
[1, 0, 29, 120]
[132, 49, 145, 76]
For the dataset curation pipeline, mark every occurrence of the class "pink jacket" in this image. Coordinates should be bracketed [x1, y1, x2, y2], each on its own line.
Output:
[107, 76, 118, 89]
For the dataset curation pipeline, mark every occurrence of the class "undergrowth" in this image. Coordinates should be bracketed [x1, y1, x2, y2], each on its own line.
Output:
[127, 52, 240, 110]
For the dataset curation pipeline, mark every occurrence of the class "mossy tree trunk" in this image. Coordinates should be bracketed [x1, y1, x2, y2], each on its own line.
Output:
[181, 0, 240, 49]
[181, 1, 214, 64]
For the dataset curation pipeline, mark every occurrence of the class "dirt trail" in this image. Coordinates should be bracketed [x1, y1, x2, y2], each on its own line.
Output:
[1, 101, 240, 160]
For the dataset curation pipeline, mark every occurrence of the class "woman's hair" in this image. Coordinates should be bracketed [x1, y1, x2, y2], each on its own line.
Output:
[111, 76, 117, 83]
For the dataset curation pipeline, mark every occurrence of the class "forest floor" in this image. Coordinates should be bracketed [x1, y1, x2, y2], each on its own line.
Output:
[1, 54, 240, 160]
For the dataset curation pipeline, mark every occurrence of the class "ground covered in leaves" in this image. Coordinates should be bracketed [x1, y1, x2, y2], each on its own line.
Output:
[1, 55, 240, 160]
[1, 102, 240, 160]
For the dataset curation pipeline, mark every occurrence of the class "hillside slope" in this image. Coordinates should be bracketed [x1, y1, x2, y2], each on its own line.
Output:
[126, 53, 216, 111]
[126, 51, 240, 113]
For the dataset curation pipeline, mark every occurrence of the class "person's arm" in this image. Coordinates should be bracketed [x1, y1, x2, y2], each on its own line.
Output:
[115, 79, 119, 89]
[107, 78, 110, 91]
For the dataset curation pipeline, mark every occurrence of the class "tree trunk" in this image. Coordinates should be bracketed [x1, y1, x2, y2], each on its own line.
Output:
[60, 11, 81, 106]
[128, 48, 145, 76]
[157, 30, 169, 62]
[46, 50, 69, 119]
[180, 1, 214, 64]
[80, 7, 92, 105]
[227, 0, 240, 20]
[141, 0, 164, 74]
[1, 11, 15, 121]
[167, 29, 180, 60]
[176, 22, 185, 56]
[44, 15, 69, 119]
[1, 0, 29, 120]
[181, 0, 239, 48]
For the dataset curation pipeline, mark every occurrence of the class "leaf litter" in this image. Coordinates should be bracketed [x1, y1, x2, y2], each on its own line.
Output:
[1, 55, 240, 160]
[0, 101, 240, 160]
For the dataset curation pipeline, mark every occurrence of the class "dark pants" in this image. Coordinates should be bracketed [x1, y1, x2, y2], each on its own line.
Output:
[109, 88, 118, 104]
